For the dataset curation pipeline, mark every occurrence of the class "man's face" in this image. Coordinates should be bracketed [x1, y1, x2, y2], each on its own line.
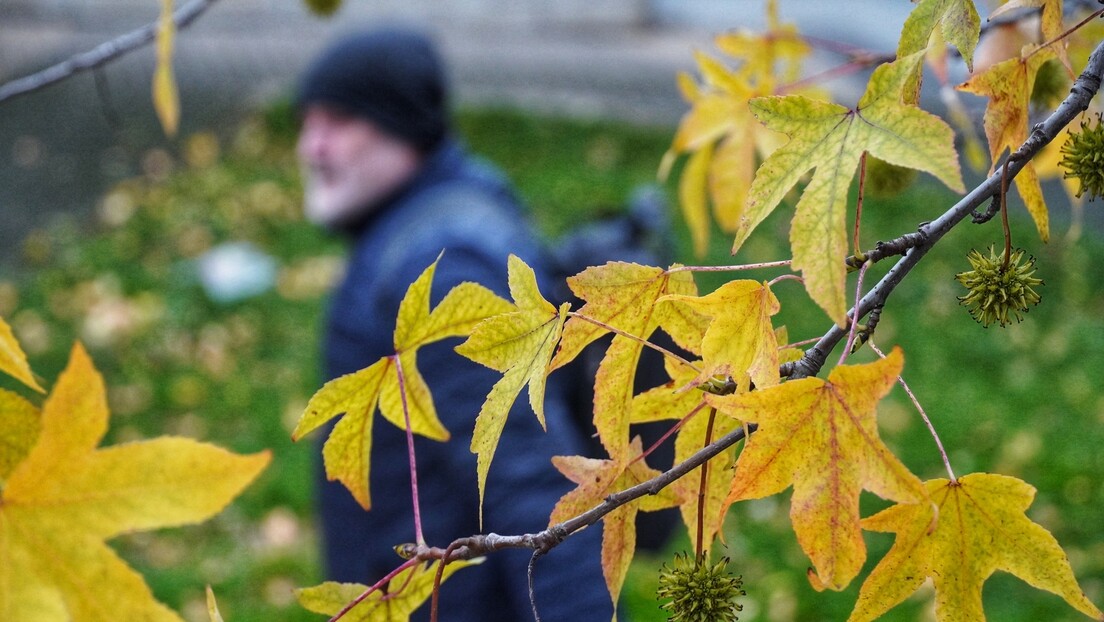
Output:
[297, 104, 421, 228]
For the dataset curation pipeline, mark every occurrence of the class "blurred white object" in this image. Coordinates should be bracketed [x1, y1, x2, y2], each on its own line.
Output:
[196, 242, 277, 304]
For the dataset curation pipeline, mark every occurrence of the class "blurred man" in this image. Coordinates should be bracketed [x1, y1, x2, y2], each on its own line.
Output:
[296, 26, 613, 621]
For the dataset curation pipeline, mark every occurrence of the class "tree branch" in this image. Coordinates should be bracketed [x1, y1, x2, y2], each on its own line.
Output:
[784, 38, 1104, 381]
[0, 0, 220, 104]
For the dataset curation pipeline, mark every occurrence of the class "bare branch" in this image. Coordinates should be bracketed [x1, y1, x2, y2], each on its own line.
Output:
[0, 0, 220, 104]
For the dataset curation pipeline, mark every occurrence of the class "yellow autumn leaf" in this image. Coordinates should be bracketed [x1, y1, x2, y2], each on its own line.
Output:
[661, 279, 781, 390]
[153, 0, 179, 137]
[206, 586, 224, 622]
[668, 0, 809, 255]
[296, 559, 480, 622]
[0, 315, 43, 393]
[0, 343, 269, 622]
[705, 347, 925, 591]
[850, 473, 1103, 622]
[739, 52, 964, 324]
[958, 46, 1057, 241]
[294, 258, 510, 510]
[550, 437, 681, 618]
[550, 262, 706, 460]
[991, 0, 1072, 73]
[454, 254, 569, 520]
[0, 389, 39, 482]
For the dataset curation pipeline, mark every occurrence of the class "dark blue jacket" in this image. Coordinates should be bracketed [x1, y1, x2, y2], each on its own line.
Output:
[317, 139, 613, 621]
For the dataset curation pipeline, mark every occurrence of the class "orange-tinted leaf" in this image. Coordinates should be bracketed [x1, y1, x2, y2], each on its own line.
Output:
[662, 279, 781, 390]
[551, 262, 706, 459]
[705, 347, 925, 591]
[958, 47, 1057, 241]
[296, 559, 480, 622]
[0, 344, 269, 622]
[850, 473, 1103, 622]
[0, 316, 43, 393]
[455, 255, 568, 519]
[550, 438, 681, 616]
[740, 52, 964, 323]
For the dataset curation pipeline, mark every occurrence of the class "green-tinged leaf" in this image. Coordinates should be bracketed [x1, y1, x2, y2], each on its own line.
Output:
[295, 559, 480, 622]
[899, 0, 981, 72]
[0, 343, 269, 622]
[850, 473, 1104, 622]
[153, 0, 179, 137]
[738, 52, 964, 323]
[455, 255, 568, 521]
[0, 317, 43, 393]
[0, 389, 39, 481]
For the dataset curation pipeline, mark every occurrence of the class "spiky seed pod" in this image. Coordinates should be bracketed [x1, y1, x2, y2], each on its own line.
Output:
[656, 552, 745, 622]
[1059, 113, 1104, 201]
[303, 0, 341, 16]
[955, 246, 1043, 328]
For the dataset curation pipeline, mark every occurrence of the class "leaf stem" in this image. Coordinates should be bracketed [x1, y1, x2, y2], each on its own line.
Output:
[695, 408, 718, 558]
[1025, 8, 1104, 60]
[1000, 157, 1013, 273]
[839, 260, 870, 366]
[327, 558, 420, 622]
[854, 151, 868, 254]
[391, 354, 426, 547]
[869, 342, 956, 483]
[566, 312, 700, 373]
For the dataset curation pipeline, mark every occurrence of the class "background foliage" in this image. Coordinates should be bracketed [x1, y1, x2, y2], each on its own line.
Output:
[2, 104, 1102, 621]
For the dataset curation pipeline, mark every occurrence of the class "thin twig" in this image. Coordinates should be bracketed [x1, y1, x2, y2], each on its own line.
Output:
[666, 260, 792, 274]
[869, 342, 956, 482]
[528, 550, 545, 622]
[854, 151, 868, 254]
[567, 312, 700, 373]
[1000, 157, 1013, 272]
[695, 408, 718, 558]
[1025, 7, 1104, 60]
[0, 0, 220, 104]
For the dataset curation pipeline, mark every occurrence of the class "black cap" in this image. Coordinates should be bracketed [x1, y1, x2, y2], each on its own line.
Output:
[297, 27, 448, 151]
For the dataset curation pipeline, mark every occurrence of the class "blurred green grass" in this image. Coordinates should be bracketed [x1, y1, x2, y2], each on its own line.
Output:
[1, 106, 1102, 621]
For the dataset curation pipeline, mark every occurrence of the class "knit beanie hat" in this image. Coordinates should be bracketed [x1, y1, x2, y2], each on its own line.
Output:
[297, 27, 448, 151]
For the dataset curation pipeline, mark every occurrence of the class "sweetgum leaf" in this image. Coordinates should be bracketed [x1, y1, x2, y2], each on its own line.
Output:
[455, 254, 568, 521]
[957, 47, 1057, 241]
[899, 0, 981, 72]
[294, 257, 510, 510]
[738, 52, 964, 324]
[550, 437, 681, 619]
[0, 316, 43, 393]
[705, 347, 925, 591]
[850, 473, 1104, 622]
[0, 343, 269, 622]
[152, 0, 179, 136]
[295, 559, 480, 621]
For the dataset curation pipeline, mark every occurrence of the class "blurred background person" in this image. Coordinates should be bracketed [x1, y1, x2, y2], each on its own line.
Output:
[296, 26, 614, 621]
